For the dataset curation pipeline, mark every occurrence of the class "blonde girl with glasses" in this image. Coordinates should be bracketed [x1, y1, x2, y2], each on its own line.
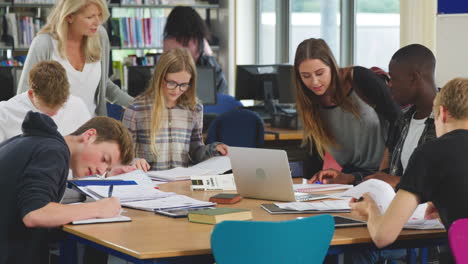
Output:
[123, 48, 228, 171]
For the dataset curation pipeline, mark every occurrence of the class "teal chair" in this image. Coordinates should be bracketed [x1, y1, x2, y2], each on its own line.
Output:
[211, 214, 335, 264]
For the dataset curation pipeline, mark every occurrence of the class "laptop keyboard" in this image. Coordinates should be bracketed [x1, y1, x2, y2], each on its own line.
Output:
[294, 192, 329, 202]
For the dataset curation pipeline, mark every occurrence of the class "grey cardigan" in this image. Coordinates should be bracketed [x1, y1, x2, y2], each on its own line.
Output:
[17, 26, 133, 116]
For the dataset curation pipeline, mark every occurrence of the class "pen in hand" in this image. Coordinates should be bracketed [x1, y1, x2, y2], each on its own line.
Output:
[108, 184, 114, 198]
[356, 196, 364, 202]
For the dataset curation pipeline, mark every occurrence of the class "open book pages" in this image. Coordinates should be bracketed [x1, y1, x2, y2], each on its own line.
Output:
[276, 199, 351, 211]
[333, 179, 444, 229]
[85, 185, 174, 203]
[146, 156, 232, 182]
[147, 167, 212, 181]
[122, 194, 215, 211]
[81, 169, 155, 187]
[293, 183, 353, 193]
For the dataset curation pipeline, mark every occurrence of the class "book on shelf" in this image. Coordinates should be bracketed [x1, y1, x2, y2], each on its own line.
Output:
[188, 208, 252, 225]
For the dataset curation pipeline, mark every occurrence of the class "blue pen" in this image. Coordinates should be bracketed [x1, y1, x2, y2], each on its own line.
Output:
[314, 181, 322, 184]
[108, 184, 114, 198]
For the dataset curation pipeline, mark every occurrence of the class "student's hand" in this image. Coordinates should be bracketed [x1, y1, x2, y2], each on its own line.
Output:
[349, 193, 376, 218]
[424, 202, 439, 220]
[107, 165, 136, 177]
[216, 144, 229, 156]
[308, 169, 355, 184]
[363, 172, 400, 189]
[95, 197, 121, 218]
[132, 158, 150, 172]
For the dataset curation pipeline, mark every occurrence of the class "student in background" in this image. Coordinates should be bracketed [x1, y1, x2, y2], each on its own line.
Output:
[320, 44, 438, 188]
[0, 61, 91, 143]
[17, 0, 132, 116]
[294, 38, 401, 184]
[0, 113, 134, 264]
[123, 48, 228, 171]
[350, 78, 468, 262]
[163, 6, 228, 94]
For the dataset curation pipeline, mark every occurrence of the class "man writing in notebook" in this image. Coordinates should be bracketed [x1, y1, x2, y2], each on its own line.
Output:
[0, 112, 134, 264]
[350, 77, 468, 262]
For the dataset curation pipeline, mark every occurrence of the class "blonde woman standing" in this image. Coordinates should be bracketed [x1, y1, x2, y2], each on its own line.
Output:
[123, 48, 228, 171]
[17, 0, 132, 116]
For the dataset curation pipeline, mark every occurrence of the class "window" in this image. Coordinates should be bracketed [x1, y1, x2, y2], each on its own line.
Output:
[355, 0, 400, 69]
[290, 0, 340, 63]
[258, 0, 277, 64]
[256, 0, 400, 68]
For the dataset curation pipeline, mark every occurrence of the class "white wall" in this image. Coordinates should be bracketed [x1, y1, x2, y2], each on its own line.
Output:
[435, 14, 468, 86]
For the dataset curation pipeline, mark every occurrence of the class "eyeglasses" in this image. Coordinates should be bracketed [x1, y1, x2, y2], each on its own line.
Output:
[165, 79, 191, 92]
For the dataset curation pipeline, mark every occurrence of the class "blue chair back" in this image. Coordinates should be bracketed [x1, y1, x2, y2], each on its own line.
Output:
[203, 94, 243, 115]
[211, 214, 335, 264]
[106, 103, 124, 121]
[206, 109, 264, 147]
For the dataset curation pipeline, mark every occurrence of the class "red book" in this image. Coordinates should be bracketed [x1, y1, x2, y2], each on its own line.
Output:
[209, 193, 242, 204]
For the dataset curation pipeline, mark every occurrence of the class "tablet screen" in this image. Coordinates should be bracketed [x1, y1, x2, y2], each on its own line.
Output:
[333, 215, 367, 227]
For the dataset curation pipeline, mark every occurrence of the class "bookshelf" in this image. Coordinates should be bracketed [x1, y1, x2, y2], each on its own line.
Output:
[0, 1, 220, 52]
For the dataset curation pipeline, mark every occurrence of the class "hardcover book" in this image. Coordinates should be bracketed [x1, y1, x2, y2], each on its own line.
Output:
[188, 208, 252, 225]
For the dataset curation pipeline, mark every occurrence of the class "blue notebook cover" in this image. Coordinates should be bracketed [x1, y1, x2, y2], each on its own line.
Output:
[68, 180, 137, 187]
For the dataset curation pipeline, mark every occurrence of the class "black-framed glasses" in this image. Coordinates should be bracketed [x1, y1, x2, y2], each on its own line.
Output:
[165, 79, 191, 92]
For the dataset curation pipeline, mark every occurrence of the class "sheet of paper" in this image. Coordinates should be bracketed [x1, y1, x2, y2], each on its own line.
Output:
[276, 200, 351, 211]
[293, 184, 353, 193]
[85, 185, 174, 202]
[147, 167, 213, 181]
[72, 215, 131, 225]
[122, 194, 215, 211]
[107, 169, 156, 187]
[334, 179, 396, 213]
[191, 156, 232, 174]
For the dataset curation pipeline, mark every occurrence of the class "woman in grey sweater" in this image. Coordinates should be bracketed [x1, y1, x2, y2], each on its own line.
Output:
[294, 38, 401, 184]
[17, 0, 132, 116]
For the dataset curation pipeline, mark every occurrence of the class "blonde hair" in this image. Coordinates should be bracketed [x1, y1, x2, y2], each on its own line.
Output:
[29, 60, 70, 107]
[140, 48, 197, 156]
[293, 38, 358, 158]
[434, 78, 468, 120]
[39, 0, 109, 62]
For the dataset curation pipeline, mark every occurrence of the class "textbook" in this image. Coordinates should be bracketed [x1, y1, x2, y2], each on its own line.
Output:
[188, 208, 252, 224]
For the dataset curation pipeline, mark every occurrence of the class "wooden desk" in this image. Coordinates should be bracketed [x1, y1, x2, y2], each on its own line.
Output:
[264, 125, 303, 141]
[62, 181, 447, 263]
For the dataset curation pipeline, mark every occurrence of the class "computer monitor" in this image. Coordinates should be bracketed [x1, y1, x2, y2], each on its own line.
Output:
[126, 66, 153, 97]
[235, 64, 295, 104]
[195, 66, 217, 105]
[125, 65, 217, 105]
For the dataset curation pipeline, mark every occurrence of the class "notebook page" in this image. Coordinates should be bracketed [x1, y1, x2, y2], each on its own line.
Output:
[191, 156, 232, 174]
[86, 185, 174, 202]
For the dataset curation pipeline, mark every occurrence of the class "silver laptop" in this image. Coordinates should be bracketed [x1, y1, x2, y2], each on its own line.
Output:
[229, 147, 329, 202]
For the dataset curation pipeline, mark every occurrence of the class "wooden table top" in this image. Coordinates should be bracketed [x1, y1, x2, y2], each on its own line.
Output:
[264, 125, 303, 141]
[63, 180, 446, 260]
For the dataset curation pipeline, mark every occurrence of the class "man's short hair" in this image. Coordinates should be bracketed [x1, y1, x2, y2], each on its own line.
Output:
[434, 78, 468, 120]
[70, 117, 135, 165]
[28, 61, 70, 107]
[391, 44, 436, 73]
